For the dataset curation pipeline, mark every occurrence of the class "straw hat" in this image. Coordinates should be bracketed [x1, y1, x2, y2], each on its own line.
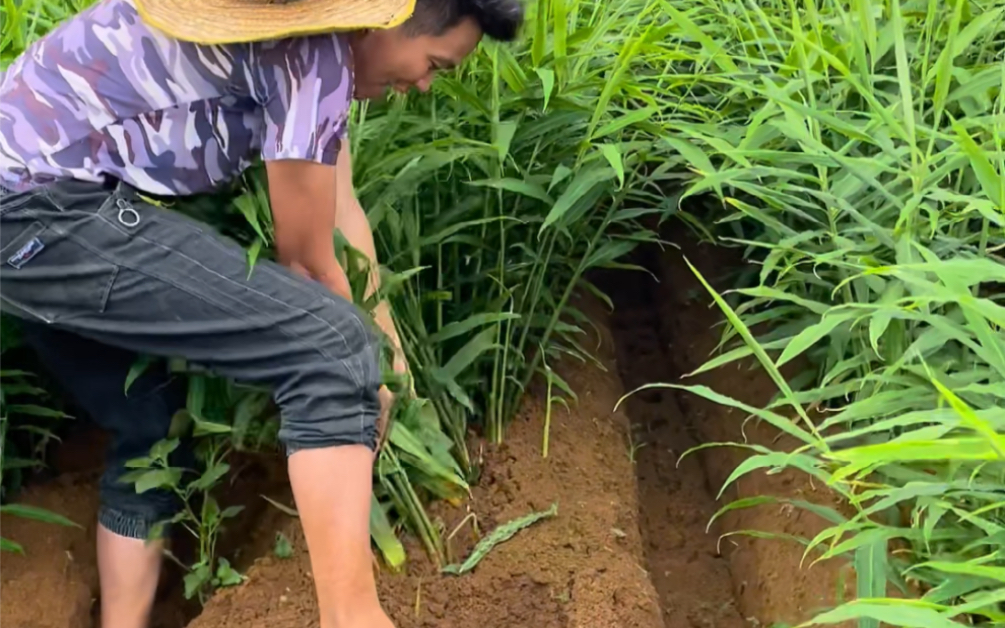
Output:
[135, 0, 416, 45]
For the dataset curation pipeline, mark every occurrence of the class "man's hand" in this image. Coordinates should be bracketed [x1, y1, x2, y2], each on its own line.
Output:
[376, 385, 394, 452]
[265, 159, 352, 301]
[375, 335, 411, 452]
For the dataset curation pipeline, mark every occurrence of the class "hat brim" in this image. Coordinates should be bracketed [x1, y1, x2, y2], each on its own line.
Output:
[135, 0, 415, 45]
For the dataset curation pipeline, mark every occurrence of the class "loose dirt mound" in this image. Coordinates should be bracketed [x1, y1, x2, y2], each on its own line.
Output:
[188, 306, 665, 628]
[0, 474, 99, 628]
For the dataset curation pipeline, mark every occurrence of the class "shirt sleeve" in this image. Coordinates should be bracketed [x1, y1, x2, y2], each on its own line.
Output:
[248, 35, 352, 165]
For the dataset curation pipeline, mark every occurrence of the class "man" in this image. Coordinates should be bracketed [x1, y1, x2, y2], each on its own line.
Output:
[0, 0, 522, 626]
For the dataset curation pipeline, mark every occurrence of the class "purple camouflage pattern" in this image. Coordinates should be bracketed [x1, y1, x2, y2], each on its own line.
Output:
[0, 0, 353, 196]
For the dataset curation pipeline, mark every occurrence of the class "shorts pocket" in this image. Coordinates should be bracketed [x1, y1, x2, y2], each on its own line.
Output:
[0, 218, 119, 324]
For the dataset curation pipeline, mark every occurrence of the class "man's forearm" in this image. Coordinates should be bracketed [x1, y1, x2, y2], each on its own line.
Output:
[373, 300, 404, 361]
[332, 194, 407, 367]
[328, 140, 407, 372]
[267, 160, 353, 302]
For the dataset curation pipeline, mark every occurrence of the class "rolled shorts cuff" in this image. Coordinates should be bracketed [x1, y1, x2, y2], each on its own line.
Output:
[283, 414, 378, 457]
[98, 507, 168, 541]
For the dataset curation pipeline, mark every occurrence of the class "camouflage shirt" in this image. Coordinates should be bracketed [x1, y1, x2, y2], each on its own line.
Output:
[0, 0, 353, 196]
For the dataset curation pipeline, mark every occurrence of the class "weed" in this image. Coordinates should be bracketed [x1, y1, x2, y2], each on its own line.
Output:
[626, 424, 646, 464]
[120, 433, 245, 603]
[273, 532, 293, 559]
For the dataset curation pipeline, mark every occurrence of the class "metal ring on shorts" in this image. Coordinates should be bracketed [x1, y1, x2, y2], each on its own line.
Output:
[116, 199, 141, 227]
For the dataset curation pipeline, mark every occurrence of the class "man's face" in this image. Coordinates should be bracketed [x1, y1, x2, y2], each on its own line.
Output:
[350, 17, 483, 100]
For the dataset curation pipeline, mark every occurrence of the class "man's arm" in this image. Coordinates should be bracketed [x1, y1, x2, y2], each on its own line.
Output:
[266, 159, 352, 300]
[332, 141, 408, 377]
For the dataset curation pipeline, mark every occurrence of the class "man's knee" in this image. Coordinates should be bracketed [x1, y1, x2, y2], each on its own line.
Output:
[274, 332, 382, 454]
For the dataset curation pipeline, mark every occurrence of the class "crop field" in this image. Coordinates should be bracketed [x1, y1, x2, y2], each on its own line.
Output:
[1, 1, 1003, 627]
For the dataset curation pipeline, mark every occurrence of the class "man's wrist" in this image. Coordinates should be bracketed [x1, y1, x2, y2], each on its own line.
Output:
[374, 304, 406, 364]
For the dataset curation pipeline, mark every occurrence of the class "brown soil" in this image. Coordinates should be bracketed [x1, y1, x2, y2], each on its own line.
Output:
[0, 233, 855, 628]
[187, 300, 665, 628]
[0, 436, 290, 628]
[0, 473, 99, 628]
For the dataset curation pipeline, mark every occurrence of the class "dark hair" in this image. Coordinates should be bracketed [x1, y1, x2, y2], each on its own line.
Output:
[405, 0, 523, 42]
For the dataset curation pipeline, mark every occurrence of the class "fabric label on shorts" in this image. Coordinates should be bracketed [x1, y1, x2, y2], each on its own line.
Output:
[7, 237, 45, 269]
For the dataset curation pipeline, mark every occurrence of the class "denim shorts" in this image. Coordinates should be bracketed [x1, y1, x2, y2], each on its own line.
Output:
[0, 178, 381, 539]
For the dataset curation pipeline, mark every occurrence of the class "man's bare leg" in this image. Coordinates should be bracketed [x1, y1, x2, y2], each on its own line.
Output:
[97, 524, 163, 628]
[288, 444, 393, 628]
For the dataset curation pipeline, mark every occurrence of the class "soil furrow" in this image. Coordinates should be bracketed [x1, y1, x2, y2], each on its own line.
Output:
[598, 259, 746, 628]
[609, 232, 856, 628]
